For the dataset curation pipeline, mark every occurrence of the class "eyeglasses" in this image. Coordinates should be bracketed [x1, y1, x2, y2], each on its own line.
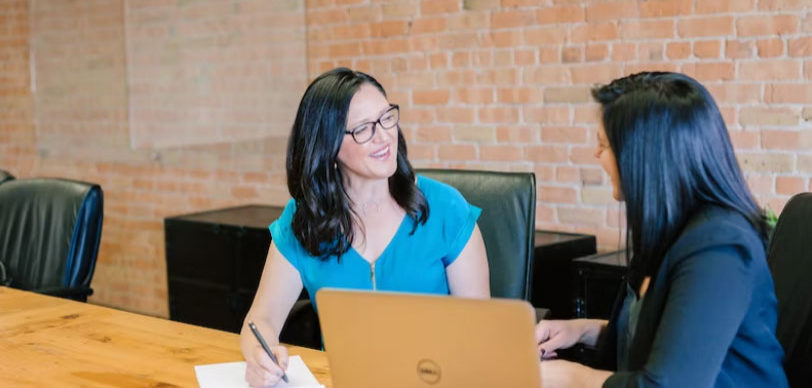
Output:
[345, 104, 399, 144]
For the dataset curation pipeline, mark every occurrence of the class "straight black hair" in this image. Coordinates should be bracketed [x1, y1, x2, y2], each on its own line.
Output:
[592, 72, 768, 287]
[286, 67, 428, 259]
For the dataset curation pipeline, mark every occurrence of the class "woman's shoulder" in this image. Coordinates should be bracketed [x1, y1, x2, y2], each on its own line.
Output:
[416, 174, 468, 206]
[668, 205, 765, 264]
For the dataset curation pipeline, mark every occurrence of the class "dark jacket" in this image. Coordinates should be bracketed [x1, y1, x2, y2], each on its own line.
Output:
[603, 206, 788, 388]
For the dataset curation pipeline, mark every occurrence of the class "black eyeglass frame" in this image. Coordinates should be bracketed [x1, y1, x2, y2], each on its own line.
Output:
[344, 104, 400, 144]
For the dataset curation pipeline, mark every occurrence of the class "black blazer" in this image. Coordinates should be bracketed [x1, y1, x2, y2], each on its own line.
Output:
[602, 206, 788, 388]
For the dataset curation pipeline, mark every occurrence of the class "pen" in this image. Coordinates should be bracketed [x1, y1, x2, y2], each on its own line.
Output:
[248, 321, 289, 383]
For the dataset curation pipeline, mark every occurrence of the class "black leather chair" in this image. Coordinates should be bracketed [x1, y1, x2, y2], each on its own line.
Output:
[0, 169, 13, 184]
[280, 169, 540, 349]
[767, 192, 812, 387]
[417, 169, 537, 301]
[0, 178, 103, 302]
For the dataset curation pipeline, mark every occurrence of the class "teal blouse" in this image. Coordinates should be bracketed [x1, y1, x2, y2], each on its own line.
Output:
[269, 175, 481, 310]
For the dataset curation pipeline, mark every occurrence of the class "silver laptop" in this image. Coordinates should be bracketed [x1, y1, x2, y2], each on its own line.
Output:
[316, 289, 541, 388]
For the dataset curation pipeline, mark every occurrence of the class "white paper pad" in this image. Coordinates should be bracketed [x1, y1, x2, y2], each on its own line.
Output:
[195, 355, 324, 388]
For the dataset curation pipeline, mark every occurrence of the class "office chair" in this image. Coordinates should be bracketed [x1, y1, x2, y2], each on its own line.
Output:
[0, 169, 13, 184]
[0, 178, 104, 302]
[417, 169, 537, 301]
[767, 192, 812, 387]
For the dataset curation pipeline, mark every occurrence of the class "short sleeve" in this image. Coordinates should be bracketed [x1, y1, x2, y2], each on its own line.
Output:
[269, 199, 303, 270]
[417, 176, 482, 267]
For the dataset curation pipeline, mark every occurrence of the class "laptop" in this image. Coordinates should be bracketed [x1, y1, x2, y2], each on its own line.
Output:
[316, 289, 541, 388]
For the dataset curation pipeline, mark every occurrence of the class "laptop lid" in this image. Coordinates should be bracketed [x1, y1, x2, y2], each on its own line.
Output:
[316, 289, 541, 388]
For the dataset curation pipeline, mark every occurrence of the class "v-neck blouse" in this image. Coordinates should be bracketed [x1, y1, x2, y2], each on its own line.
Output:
[269, 175, 482, 310]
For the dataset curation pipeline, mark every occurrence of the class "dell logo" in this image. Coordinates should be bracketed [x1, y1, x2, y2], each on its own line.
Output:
[416, 359, 441, 384]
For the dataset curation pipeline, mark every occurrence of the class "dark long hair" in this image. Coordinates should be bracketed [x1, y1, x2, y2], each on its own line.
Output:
[592, 72, 767, 288]
[286, 67, 428, 259]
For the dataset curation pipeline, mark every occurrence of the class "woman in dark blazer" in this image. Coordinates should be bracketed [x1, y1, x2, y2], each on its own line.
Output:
[536, 72, 788, 387]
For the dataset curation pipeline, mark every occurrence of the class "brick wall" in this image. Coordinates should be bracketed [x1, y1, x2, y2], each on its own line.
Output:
[1, 0, 811, 317]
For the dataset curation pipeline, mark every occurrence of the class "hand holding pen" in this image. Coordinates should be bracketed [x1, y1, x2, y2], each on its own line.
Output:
[246, 321, 289, 386]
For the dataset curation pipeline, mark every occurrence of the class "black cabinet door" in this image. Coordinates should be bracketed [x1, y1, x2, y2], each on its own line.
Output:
[165, 205, 282, 333]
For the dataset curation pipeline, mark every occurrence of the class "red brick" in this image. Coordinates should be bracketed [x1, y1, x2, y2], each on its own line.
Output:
[776, 176, 806, 195]
[756, 38, 785, 58]
[639, 0, 692, 17]
[537, 5, 584, 24]
[761, 130, 812, 150]
[436, 107, 476, 123]
[570, 63, 625, 84]
[413, 89, 450, 105]
[454, 87, 494, 104]
[557, 166, 580, 183]
[729, 130, 761, 149]
[544, 86, 592, 103]
[489, 30, 522, 48]
[541, 126, 588, 143]
[766, 84, 812, 104]
[681, 62, 735, 81]
[696, 0, 756, 13]
[412, 18, 446, 34]
[492, 10, 537, 29]
[739, 152, 794, 173]
[524, 26, 569, 45]
[585, 43, 609, 62]
[541, 186, 577, 204]
[524, 106, 571, 125]
[585, 1, 639, 22]
[739, 60, 802, 80]
[462, 0, 499, 11]
[639, 42, 665, 61]
[725, 40, 755, 59]
[514, 49, 536, 65]
[525, 145, 568, 163]
[421, 0, 460, 15]
[740, 107, 799, 126]
[496, 126, 536, 143]
[497, 88, 543, 104]
[438, 144, 476, 160]
[619, 20, 675, 40]
[557, 207, 604, 227]
[562, 46, 583, 63]
[571, 22, 619, 43]
[737, 15, 799, 37]
[478, 107, 520, 123]
[789, 37, 812, 57]
[706, 84, 762, 104]
[677, 17, 734, 38]
[759, 0, 812, 10]
[414, 126, 451, 142]
[611, 43, 637, 61]
[666, 42, 691, 59]
[447, 12, 490, 31]
[694, 40, 721, 58]
[480, 145, 523, 161]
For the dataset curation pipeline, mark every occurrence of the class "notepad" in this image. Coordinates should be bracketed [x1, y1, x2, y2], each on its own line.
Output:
[194, 355, 324, 388]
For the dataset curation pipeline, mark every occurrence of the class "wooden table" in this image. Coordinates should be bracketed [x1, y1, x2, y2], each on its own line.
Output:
[0, 287, 332, 387]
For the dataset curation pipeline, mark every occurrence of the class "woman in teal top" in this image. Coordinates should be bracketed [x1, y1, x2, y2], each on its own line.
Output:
[271, 174, 481, 308]
[240, 68, 490, 388]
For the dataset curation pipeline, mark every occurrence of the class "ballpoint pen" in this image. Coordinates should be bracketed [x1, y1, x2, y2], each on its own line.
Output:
[248, 321, 289, 383]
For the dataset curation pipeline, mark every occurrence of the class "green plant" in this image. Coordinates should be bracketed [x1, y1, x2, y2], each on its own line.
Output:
[764, 207, 778, 230]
